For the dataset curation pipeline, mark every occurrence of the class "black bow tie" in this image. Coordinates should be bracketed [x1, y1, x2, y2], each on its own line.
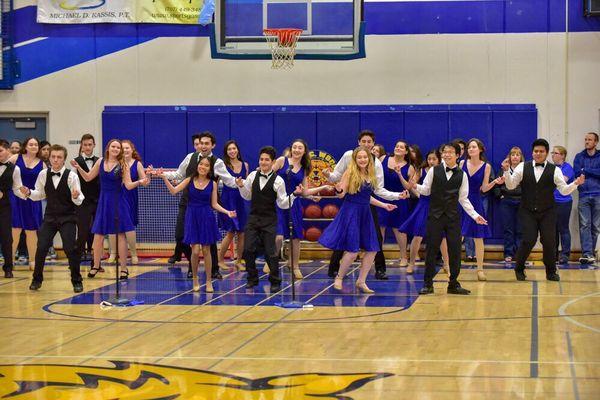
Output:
[258, 172, 271, 179]
[535, 162, 545, 167]
[50, 171, 61, 178]
[446, 166, 457, 173]
[0, 162, 8, 167]
[84, 157, 94, 162]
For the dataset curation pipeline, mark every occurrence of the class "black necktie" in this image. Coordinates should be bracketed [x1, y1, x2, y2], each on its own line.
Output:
[84, 157, 94, 162]
[446, 166, 457, 173]
[535, 162, 545, 167]
[50, 171, 61, 178]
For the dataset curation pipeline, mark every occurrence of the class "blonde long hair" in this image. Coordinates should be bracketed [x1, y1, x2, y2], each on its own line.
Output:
[347, 146, 377, 194]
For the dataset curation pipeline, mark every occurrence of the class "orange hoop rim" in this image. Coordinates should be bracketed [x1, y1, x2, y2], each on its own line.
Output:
[263, 28, 303, 45]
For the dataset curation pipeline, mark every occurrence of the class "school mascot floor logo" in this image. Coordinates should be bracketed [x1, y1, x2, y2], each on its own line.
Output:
[0, 360, 392, 399]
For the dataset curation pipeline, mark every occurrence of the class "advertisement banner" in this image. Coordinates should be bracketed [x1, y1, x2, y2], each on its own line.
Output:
[36, 0, 203, 24]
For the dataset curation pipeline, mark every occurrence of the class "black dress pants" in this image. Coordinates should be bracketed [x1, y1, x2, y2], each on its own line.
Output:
[243, 218, 280, 285]
[423, 213, 462, 288]
[76, 202, 96, 255]
[0, 207, 13, 271]
[515, 207, 557, 276]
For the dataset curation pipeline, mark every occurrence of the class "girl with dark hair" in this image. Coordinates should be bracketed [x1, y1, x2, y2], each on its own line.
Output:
[498, 146, 524, 263]
[106, 140, 148, 264]
[217, 140, 249, 271]
[400, 149, 450, 274]
[271, 139, 326, 279]
[371, 144, 386, 161]
[71, 139, 147, 280]
[378, 140, 414, 267]
[460, 138, 503, 280]
[162, 157, 236, 292]
[7, 137, 43, 270]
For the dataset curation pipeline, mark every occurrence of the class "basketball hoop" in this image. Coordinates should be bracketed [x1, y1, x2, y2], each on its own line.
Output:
[263, 28, 303, 69]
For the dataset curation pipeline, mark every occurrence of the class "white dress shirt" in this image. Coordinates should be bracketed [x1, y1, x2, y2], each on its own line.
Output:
[0, 163, 26, 199]
[163, 152, 237, 188]
[239, 170, 295, 209]
[327, 149, 402, 201]
[29, 166, 85, 206]
[503, 160, 578, 196]
[416, 164, 480, 220]
[81, 153, 95, 170]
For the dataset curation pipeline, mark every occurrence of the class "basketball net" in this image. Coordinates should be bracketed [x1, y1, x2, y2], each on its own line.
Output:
[263, 28, 303, 69]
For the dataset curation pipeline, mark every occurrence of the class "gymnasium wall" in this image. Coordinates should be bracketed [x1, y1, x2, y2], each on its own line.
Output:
[1, 0, 599, 248]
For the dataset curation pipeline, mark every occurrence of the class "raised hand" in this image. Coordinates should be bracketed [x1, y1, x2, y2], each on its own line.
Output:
[501, 158, 510, 172]
[71, 188, 80, 199]
[384, 203, 398, 212]
[574, 174, 585, 186]
[475, 215, 488, 225]
[139, 176, 150, 186]
[294, 183, 304, 196]
[394, 164, 402, 174]
[70, 159, 79, 169]
[235, 177, 244, 188]
[494, 176, 505, 185]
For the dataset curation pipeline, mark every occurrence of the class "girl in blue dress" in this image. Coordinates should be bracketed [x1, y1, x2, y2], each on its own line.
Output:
[378, 140, 414, 267]
[217, 140, 249, 272]
[460, 139, 503, 281]
[106, 140, 148, 265]
[7, 137, 43, 271]
[162, 156, 236, 293]
[319, 147, 397, 293]
[272, 139, 326, 279]
[400, 149, 449, 274]
[71, 139, 148, 280]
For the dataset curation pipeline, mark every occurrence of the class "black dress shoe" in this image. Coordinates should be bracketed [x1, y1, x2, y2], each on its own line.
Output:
[375, 271, 389, 280]
[4, 270, 13, 278]
[270, 283, 282, 293]
[546, 273, 560, 281]
[515, 270, 527, 281]
[419, 286, 434, 295]
[212, 272, 223, 280]
[447, 285, 471, 295]
[29, 281, 42, 291]
[246, 280, 258, 289]
[73, 282, 84, 293]
[187, 269, 193, 279]
[168, 255, 181, 264]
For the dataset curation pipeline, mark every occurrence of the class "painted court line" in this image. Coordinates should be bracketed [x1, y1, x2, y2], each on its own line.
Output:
[557, 291, 600, 334]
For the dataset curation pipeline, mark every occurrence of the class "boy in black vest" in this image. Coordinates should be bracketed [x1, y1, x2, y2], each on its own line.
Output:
[411, 143, 488, 295]
[24, 145, 85, 293]
[73, 134, 100, 263]
[157, 132, 237, 279]
[502, 138, 584, 281]
[0, 139, 26, 278]
[236, 146, 302, 293]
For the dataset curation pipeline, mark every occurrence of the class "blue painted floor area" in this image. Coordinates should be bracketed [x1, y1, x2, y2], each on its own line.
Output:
[51, 260, 598, 308]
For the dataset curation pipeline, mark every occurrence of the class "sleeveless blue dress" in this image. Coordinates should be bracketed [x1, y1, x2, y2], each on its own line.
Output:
[461, 161, 491, 238]
[276, 158, 305, 239]
[184, 181, 220, 245]
[123, 160, 140, 226]
[91, 162, 135, 234]
[399, 168, 430, 237]
[11, 155, 43, 230]
[319, 183, 380, 252]
[218, 162, 248, 232]
[377, 156, 410, 229]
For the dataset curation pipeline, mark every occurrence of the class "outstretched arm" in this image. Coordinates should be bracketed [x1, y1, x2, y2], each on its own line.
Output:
[162, 176, 191, 195]
[71, 158, 101, 182]
[211, 181, 237, 217]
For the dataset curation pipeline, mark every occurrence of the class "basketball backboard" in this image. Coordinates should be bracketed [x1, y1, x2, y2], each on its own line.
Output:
[210, 0, 365, 60]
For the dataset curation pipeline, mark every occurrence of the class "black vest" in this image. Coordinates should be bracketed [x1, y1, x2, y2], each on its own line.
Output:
[181, 153, 217, 206]
[520, 161, 556, 212]
[249, 172, 278, 223]
[45, 168, 77, 221]
[75, 155, 100, 205]
[0, 162, 15, 208]
[429, 164, 464, 219]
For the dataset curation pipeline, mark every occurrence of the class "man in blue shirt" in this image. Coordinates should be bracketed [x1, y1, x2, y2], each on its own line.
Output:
[573, 132, 600, 264]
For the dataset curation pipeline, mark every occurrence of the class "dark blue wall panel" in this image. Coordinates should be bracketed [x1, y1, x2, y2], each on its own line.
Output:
[491, 111, 537, 168]
[360, 111, 404, 156]
[274, 112, 317, 155]
[144, 112, 187, 167]
[404, 111, 449, 154]
[187, 112, 231, 155]
[316, 112, 360, 160]
[449, 111, 493, 153]
[230, 112, 274, 169]
[102, 112, 145, 159]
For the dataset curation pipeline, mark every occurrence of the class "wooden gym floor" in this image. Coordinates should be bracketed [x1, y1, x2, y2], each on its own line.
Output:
[0, 257, 598, 399]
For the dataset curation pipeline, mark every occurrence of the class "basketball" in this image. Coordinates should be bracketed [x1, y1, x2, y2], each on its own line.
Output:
[322, 204, 339, 218]
[304, 226, 322, 242]
[319, 186, 336, 197]
[304, 204, 322, 218]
